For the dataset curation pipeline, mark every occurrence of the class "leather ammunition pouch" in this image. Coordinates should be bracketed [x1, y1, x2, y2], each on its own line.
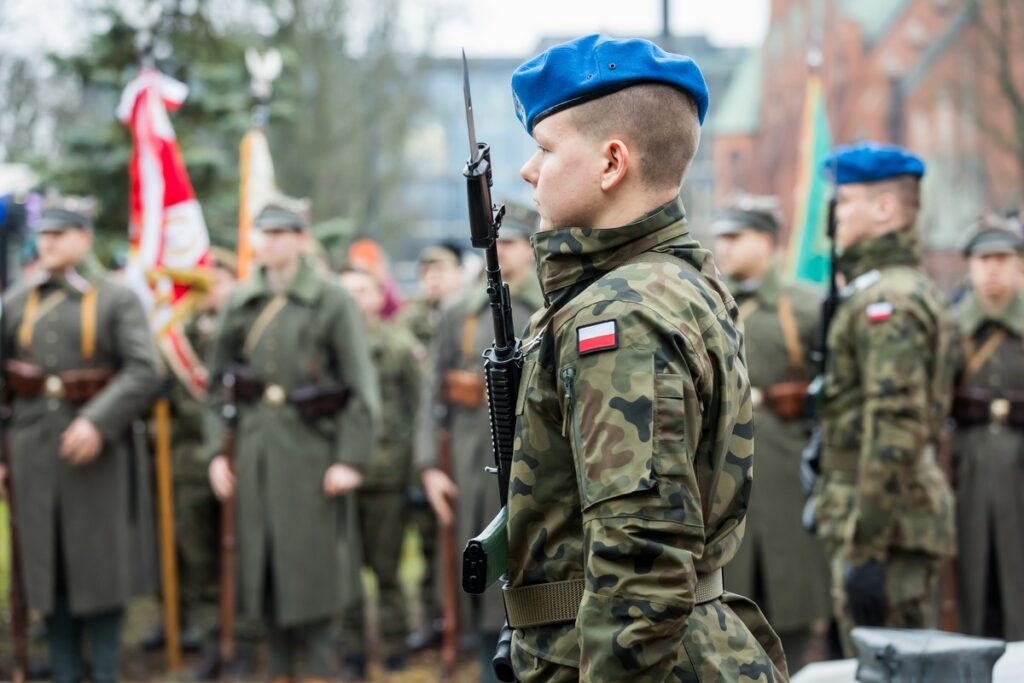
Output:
[4, 359, 114, 405]
[952, 388, 1024, 429]
[442, 369, 486, 408]
[227, 364, 349, 419]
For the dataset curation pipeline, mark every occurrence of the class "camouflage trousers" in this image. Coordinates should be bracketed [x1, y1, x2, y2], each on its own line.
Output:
[342, 490, 410, 658]
[825, 541, 940, 657]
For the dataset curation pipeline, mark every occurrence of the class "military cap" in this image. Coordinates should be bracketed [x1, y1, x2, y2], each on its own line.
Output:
[254, 197, 311, 231]
[511, 33, 710, 134]
[36, 195, 97, 232]
[711, 195, 782, 237]
[961, 215, 1024, 257]
[498, 199, 539, 242]
[418, 242, 462, 267]
[821, 141, 925, 185]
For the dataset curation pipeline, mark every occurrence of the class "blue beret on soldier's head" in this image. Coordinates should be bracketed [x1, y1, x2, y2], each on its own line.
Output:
[821, 141, 926, 185]
[511, 33, 710, 134]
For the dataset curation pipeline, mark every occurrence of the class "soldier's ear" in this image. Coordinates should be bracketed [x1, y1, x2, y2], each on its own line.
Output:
[600, 138, 630, 192]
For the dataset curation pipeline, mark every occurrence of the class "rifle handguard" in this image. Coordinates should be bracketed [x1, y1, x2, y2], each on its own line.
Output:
[463, 506, 508, 594]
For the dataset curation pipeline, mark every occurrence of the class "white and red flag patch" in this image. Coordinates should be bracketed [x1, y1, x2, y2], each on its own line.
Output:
[577, 320, 618, 355]
[866, 301, 894, 324]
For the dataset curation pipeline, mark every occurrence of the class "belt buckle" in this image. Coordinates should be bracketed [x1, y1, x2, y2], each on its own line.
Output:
[44, 375, 65, 399]
[264, 384, 286, 406]
[750, 387, 764, 408]
[990, 398, 1010, 423]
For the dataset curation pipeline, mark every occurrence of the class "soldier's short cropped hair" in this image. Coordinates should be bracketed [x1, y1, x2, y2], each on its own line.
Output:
[567, 83, 701, 191]
[868, 175, 921, 223]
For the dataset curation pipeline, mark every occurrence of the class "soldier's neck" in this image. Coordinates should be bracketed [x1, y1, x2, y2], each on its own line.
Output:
[978, 289, 1015, 318]
[266, 259, 300, 293]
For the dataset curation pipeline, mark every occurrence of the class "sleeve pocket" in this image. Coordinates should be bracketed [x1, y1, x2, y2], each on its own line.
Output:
[562, 360, 657, 512]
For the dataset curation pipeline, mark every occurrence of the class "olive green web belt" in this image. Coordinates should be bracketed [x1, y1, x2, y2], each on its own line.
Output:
[502, 568, 724, 629]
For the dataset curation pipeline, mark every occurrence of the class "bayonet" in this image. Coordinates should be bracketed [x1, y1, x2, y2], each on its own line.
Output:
[462, 50, 479, 162]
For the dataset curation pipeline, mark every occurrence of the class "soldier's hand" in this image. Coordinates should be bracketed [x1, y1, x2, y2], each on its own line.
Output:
[60, 418, 103, 465]
[323, 464, 362, 497]
[422, 468, 458, 527]
[843, 558, 887, 627]
[209, 455, 236, 501]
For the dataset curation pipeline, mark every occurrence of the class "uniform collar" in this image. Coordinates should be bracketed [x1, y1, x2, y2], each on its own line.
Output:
[237, 256, 323, 305]
[40, 258, 104, 295]
[532, 196, 692, 301]
[957, 290, 1024, 338]
[837, 226, 920, 281]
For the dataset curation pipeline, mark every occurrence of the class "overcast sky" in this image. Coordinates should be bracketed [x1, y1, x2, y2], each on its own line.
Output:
[6, 0, 770, 59]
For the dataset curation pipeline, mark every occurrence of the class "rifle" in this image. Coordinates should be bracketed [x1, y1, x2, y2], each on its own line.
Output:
[436, 425, 460, 675]
[459, 51, 520, 683]
[217, 372, 239, 675]
[800, 194, 838, 533]
[1, 199, 29, 683]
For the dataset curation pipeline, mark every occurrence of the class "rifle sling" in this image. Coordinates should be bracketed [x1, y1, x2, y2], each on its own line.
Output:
[962, 328, 1007, 384]
[243, 294, 287, 359]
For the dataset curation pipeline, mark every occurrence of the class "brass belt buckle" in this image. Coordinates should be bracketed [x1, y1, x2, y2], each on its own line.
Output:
[750, 387, 764, 408]
[44, 375, 65, 399]
[263, 384, 286, 406]
[990, 398, 1010, 423]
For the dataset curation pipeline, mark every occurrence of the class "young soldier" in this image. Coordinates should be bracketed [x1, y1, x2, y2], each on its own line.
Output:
[951, 219, 1024, 640]
[419, 202, 543, 680]
[339, 266, 423, 676]
[713, 197, 831, 671]
[0, 197, 161, 683]
[205, 201, 378, 683]
[813, 142, 956, 655]
[499, 34, 787, 681]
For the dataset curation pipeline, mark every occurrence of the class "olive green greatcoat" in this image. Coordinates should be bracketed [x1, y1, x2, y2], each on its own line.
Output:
[725, 269, 831, 633]
[1, 267, 161, 616]
[952, 291, 1024, 640]
[205, 258, 379, 627]
[417, 274, 544, 634]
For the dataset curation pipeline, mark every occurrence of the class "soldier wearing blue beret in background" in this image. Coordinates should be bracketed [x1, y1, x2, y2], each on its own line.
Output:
[812, 142, 957, 656]
[503, 33, 788, 681]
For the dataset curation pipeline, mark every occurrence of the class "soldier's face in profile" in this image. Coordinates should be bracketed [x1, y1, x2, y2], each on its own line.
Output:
[714, 229, 773, 280]
[970, 252, 1020, 304]
[37, 228, 92, 272]
[520, 110, 604, 231]
[834, 184, 876, 249]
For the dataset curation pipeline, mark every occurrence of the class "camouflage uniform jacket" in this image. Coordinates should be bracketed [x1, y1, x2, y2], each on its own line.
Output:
[814, 227, 956, 565]
[362, 321, 423, 490]
[508, 198, 787, 682]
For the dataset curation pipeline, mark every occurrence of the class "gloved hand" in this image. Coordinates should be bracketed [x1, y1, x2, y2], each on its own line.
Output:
[843, 558, 887, 626]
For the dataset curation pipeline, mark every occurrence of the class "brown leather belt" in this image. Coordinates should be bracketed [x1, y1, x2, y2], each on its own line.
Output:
[952, 390, 1024, 429]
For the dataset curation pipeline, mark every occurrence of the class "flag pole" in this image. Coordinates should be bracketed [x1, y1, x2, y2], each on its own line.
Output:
[154, 396, 182, 670]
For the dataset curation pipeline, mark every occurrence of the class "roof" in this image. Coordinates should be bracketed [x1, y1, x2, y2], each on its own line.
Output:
[841, 0, 910, 44]
[711, 47, 762, 135]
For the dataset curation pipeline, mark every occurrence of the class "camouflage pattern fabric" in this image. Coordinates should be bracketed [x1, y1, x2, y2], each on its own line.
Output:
[506, 198, 788, 682]
[813, 226, 956, 654]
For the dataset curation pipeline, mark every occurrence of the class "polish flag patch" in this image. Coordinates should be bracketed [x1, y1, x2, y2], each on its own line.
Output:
[866, 301, 894, 324]
[577, 320, 618, 355]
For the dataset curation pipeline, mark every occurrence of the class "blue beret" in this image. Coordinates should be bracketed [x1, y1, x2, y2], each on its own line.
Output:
[822, 141, 926, 185]
[511, 34, 709, 134]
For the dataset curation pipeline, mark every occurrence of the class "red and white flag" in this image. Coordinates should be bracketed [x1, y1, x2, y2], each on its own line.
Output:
[118, 68, 212, 399]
